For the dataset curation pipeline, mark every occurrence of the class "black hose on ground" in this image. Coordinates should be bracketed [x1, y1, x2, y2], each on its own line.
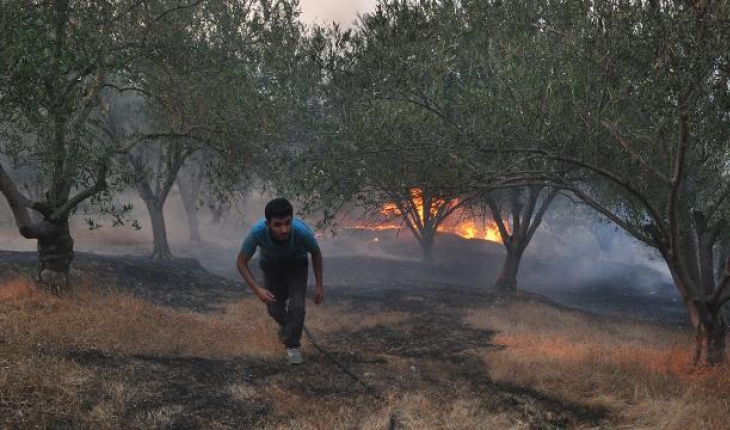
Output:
[302, 325, 382, 398]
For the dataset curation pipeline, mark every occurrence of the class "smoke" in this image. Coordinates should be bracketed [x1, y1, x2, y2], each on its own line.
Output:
[524, 218, 672, 290]
[0, 178, 685, 323]
[518, 218, 684, 324]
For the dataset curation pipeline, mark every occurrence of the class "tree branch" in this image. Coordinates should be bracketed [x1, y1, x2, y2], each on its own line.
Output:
[0, 161, 37, 237]
[478, 146, 668, 237]
[484, 192, 512, 248]
[524, 187, 560, 245]
[487, 175, 656, 247]
[666, 111, 696, 297]
[50, 160, 109, 220]
[600, 118, 670, 184]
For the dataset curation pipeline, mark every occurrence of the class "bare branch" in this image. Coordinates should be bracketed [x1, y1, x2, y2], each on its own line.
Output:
[484, 193, 512, 248]
[666, 111, 693, 294]
[478, 146, 668, 237]
[487, 174, 656, 247]
[0, 162, 36, 236]
[524, 187, 560, 245]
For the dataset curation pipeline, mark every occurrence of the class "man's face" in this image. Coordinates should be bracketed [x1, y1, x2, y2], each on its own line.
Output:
[267, 215, 292, 242]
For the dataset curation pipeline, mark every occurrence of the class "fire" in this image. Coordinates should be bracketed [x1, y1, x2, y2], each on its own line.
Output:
[368, 188, 509, 243]
[439, 217, 507, 243]
[484, 224, 503, 242]
[455, 221, 479, 239]
[381, 202, 400, 216]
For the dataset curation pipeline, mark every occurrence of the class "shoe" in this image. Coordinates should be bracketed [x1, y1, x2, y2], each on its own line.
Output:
[286, 348, 303, 365]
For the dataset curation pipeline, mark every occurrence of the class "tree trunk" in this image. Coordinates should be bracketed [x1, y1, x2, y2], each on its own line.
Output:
[145, 199, 173, 260]
[705, 315, 727, 365]
[421, 240, 434, 262]
[486, 187, 557, 294]
[419, 230, 435, 262]
[494, 245, 523, 293]
[36, 217, 74, 291]
[177, 173, 202, 242]
[668, 261, 728, 365]
[184, 198, 201, 242]
[210, 202, 224, 224]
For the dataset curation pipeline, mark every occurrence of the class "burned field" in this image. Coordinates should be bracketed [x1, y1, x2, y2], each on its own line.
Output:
[0, 235, 726, 430]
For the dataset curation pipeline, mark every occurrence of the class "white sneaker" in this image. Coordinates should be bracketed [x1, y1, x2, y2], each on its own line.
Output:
[286, 348, 303, 364]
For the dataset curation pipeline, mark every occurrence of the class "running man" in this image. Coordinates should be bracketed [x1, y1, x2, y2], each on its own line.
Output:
[236, 197, 324, 364]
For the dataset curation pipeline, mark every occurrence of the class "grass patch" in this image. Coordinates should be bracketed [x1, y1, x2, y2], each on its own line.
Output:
[466, 300, 730, 430]
[0, 277, 279, 429]
[3, 274, 728, 429]
[0, 277, 281, 359]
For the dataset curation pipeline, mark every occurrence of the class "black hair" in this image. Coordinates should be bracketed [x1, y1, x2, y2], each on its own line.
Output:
[265, 197, 294, 221]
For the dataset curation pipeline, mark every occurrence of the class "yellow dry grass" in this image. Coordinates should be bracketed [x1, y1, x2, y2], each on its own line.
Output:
[466, 300, 730, 430]
[0, 277, 281, 360]
[0, 277, 417, 427]
[258, 391, 528, 430]
[3, 275, 730, 429]
[306, 301, 409, 334]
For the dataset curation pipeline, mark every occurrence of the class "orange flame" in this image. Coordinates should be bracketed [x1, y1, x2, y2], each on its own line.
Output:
[368, 188, 509, 243]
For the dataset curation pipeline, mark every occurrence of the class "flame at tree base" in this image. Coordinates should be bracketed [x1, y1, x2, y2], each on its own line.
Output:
[351, 188, 510, 244]
[350, 218, 507, 244]
[437, 218, 506, 243]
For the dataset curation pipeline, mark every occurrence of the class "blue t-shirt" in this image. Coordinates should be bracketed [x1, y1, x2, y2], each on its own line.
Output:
[241, 217, 319, 263]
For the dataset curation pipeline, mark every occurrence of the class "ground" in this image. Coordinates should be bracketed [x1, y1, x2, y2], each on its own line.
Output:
[1, 230, 723, 430]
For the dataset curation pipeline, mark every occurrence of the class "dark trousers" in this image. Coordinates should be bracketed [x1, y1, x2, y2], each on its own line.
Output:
[260, 260, 308, 348]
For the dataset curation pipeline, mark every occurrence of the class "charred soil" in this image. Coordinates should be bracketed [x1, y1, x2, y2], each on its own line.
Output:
[2, 249, 619, 429]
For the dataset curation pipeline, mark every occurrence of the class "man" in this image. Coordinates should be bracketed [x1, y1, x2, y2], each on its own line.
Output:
[236, 197, 324, 364]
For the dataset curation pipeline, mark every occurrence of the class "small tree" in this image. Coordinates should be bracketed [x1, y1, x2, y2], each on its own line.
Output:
[292, 1, 479, 261]
[121, 0, 306, 259]
[0, 0, 199, 285]
[483, 186, 559, 292]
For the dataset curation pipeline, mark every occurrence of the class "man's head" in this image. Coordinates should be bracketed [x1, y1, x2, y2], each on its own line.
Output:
[265, 197, 294, 241]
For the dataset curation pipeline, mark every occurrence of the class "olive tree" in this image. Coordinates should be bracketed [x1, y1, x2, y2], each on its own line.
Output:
[480, 0, 730, 364]
[0, 0, 204, 285]
[292, 1, 480, 261]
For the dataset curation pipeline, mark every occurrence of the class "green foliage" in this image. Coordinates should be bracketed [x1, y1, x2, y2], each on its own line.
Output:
[290, 1, 479, 227]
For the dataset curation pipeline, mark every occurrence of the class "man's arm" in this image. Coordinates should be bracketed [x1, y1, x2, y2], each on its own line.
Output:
[236, 251, 275, 304]
[311, 247, 324, 305]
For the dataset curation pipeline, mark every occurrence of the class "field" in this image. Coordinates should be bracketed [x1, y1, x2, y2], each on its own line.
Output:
[2, 234, 729, 430]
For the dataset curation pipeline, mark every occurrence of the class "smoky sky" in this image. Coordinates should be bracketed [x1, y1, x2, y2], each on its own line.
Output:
[299, 0, 378, 26]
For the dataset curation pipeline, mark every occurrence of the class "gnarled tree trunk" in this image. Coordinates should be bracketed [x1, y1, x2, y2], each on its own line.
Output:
[36, 217, 75, 291]
[705, 313, 727, 365]
[487, 186, 559, 294]
[494, 243, 524, 293]
[419, 233, 435, 262]
[145, 199, 173, 260]
[2, 160, 108, 291]
[178, 161, 203, 242]
[129, 148, 189, 260]
[661, 212, 729, 366]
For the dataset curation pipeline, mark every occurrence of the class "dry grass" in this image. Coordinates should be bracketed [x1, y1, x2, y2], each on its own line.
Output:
[0, 277, 414, 428]
[0, 275, 405, 362]
[306, 302, 409, 335]
[466, 300, 730, 430]
[0, 276, 280, 428]
[0, 277, 281, 360]
[4, 274, 730, 429]
[258, 391, 528, 430]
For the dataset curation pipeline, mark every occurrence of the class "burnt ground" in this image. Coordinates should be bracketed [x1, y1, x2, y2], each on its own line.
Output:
[2, 240, 680, 429]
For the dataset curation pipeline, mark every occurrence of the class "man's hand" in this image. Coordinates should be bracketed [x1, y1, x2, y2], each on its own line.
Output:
[314, 284, 324, 305]
[254, 286, 276, 304]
